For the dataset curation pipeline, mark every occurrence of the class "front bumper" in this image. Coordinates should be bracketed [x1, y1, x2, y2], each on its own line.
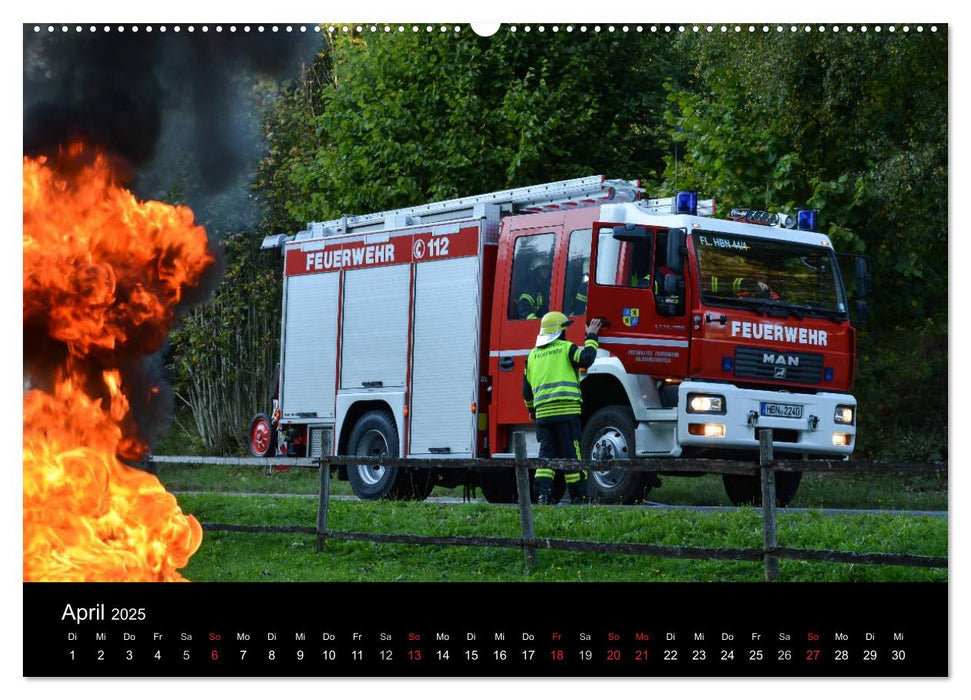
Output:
[676, 381, 856, 456]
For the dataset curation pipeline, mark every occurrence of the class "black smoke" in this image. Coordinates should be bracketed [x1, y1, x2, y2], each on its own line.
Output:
[22, 25, 318, 454]
[24, 25, 318, 191]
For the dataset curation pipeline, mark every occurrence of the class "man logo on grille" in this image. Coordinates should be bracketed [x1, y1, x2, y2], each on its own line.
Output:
[622, 307, 640, 328]
[774, 366, 787, 379]
[763, 352, 800, 367]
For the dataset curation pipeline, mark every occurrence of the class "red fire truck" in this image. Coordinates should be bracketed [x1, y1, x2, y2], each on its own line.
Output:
[253, 176, 866, 506]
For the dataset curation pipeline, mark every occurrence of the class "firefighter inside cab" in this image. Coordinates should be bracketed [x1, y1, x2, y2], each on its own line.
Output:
[523, 311, 603, 504]
[516, 258, 553, 319]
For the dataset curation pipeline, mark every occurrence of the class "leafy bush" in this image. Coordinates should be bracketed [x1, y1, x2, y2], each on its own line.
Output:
[169, 233, 281, 452]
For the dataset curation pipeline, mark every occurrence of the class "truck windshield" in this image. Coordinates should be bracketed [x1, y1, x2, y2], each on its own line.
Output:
[693, 231, 847, 318]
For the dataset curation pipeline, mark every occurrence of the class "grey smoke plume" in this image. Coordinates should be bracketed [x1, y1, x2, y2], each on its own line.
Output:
[24, 25, 319, 198]
[22, 25, 319, 452]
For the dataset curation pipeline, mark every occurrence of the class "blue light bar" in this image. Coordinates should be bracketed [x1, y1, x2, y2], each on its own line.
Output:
[797, 209, 818, 231]
[677, 191, 698, 215]
[722, 356, 733, 372]
[824, 367, 834, 382]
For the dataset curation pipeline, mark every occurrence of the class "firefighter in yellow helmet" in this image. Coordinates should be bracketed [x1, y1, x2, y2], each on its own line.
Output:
[522, 311, 603, 504]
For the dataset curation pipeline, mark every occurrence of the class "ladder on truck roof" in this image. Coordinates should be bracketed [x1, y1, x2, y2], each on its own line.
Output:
[261, 175, 642, 249]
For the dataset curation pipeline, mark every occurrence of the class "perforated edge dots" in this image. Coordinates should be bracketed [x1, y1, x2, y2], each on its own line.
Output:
[31, 24, 940, 36]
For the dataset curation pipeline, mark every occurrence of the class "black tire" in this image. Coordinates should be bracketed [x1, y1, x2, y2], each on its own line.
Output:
[722, 471, 803, 507]
[346, 410, 411, 500]
[476, 468, 565, 504]
[478, 468, 519, 503]
[248, 413, 276, 458]
[582, 405, 655, 504]
[400, 468, 436, 501]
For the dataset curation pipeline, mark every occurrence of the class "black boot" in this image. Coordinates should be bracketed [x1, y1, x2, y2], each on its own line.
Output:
[535, 477, 553, 505]
[568, 479, 588, 504]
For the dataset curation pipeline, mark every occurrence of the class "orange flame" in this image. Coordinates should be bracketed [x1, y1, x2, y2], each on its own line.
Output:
[23, 146, 211, 581]
[24, 148, 212, 355]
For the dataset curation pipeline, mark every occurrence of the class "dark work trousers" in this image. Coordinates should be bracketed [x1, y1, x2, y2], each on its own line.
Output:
[534, 414, 587, 502]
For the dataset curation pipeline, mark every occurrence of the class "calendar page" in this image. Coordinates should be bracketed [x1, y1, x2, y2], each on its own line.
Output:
[21, 16, 949, 681]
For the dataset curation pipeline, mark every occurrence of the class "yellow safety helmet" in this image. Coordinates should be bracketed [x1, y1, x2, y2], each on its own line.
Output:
[535, 311, 572, 347]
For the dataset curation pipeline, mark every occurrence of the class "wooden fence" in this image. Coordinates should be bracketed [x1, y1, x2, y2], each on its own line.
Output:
[150, 430, 947, 581]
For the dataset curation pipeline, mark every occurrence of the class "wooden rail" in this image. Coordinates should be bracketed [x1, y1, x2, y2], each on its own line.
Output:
[150, 438, 947, 581]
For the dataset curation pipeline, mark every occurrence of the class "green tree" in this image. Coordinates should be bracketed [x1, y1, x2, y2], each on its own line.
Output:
[660, 30, 947, 457]
[662, 30, 946, 326]
[259, 29, 680, 225]
[168, 233, 281, 452]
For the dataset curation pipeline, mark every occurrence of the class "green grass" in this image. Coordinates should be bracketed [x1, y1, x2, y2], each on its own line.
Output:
[155, 463, 948, 510]
[174, 494, 947, 584]
[649, 471, 947, 510]
[156, 463, 323, 494]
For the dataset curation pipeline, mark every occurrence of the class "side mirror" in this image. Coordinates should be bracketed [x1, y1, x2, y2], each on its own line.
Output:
[662, 273, 684, 295]
[666, 228, 686, 273]
[855, 299, 871, 324]
[855, 256, 871, 299]
[657, 273, 685, 317]
[611, 223, 649, 242]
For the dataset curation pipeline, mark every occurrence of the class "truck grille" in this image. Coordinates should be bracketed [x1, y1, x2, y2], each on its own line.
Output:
[733, 346, 824, 384]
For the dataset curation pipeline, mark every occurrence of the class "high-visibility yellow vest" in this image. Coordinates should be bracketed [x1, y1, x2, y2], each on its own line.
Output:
[518, 291, 543, 320]
[525, 339, 584, 418]
[710, 276, 745, 294]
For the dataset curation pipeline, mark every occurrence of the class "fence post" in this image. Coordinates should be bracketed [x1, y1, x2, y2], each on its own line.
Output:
[513, 432, 537, 571]
[760, 430, 779, 581]
[316, 460, 331, 552]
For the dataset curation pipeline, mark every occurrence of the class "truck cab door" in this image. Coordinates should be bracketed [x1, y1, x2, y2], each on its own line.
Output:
[586, 222, 691, 378]
[491, 218, 564, 431]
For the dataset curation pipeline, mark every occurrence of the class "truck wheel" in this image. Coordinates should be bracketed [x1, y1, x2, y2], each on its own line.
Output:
[478, 468, 518, 503]
[400, 468, 436, 501]
[582, 406, 653, 504]
[248, 413, 276, 458]
[346, 411, 411, 500]
[476, 468, 564, 504]
[722, 471, 803, 507]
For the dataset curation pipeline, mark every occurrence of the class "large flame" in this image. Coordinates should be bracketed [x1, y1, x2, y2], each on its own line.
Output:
[23, 146, 211, 581]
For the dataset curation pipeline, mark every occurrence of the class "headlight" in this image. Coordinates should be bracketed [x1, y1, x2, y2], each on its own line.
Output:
[688, 423, 726, 438]
[687, 393, 726, 414]
[832, 432, 852, 446]
[834, 405, 855, 425]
